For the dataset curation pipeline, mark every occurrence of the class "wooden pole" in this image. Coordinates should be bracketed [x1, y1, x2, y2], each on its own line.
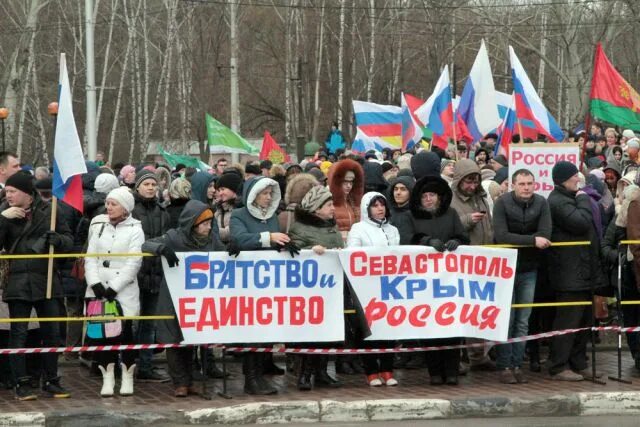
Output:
[45, 196, 58, 299]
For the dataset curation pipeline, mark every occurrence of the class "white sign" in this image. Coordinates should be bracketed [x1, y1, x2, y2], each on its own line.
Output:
[508, 143, 580, 198]
[163, 250, 344, 345]
[338, 246, 517, 342]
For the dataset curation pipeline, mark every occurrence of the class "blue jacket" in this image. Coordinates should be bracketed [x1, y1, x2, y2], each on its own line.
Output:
[230, 176, 281, 250]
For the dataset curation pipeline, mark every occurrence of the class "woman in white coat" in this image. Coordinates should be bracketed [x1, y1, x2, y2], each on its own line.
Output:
[84, 187, 145, 397]
[347, 192, 400, 387]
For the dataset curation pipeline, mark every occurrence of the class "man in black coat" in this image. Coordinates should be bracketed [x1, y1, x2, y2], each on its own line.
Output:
[131, 169, 171, 382]
[492, 168, 551, 384]
[0, 172, 73, 400]
[547, 161, 606, 381]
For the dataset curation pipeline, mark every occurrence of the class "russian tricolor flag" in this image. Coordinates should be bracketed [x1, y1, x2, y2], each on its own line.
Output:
[52, 53, 87, 213]
[509, 46, 564, 142]
[401, 92, 424, 150]
[494, 94, 516, 159]
[458, 40, 501, 143]
[416, 66, 455, 150]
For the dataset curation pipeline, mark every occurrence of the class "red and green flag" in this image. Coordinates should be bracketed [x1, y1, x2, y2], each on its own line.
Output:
[589, 43, 640, 129]
[259, 131, 290, 164]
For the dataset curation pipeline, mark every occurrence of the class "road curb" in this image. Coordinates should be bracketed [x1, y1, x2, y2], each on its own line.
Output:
[2, 392, 640, 425]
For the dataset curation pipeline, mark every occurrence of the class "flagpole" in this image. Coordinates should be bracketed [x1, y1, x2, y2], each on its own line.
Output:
[45, 196, 58, 300]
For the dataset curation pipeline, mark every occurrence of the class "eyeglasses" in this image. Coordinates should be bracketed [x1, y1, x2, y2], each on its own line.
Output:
[343, 180, 354, 186]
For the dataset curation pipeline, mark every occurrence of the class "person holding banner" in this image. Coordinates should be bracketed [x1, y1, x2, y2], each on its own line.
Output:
[346, 191, 400, 387]
[397, 173, 469, 385]
[492, 169, 552, 384]
[230, 176, 296, 395]
[0, 172, 74, 400]
[84, 187, 145, 397]
[142, 200, 224, 397]
[288, 185, 345, 391]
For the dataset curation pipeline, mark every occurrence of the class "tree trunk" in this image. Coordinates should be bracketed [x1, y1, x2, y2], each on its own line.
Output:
[366, 0, 375, 102]
[337, 0, 345, 129]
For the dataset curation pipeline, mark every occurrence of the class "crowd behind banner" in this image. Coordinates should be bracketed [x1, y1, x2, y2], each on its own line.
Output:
[0, 119, 639, 400]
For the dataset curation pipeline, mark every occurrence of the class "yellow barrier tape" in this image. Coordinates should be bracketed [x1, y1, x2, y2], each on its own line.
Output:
[620, 241, 640, 245]
[621, 300, 640, 305]
[0, 315, 174, 323]
[0, 252, 154, 260]
[483, 241, 591, 249]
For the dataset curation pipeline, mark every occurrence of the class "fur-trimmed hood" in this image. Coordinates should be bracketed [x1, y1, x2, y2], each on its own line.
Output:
[410, 175, 453, 219]
[284, 173, 318, 206]
[243, 176, 281, 220]
[328, 158, 364, 207]
[616, 184, 640, 227]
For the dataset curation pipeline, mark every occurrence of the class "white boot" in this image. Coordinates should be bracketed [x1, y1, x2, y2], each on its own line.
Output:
[120, 363, 136, 396]
[98, 363, 115, 397]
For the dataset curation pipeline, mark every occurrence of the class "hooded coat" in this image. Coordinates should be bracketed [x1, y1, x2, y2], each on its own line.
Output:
[347, 192, 400, 247]
[277, 173, 318, 233]
[450, 159, 493, 245]
[230, 176, 282, 250]
[397, 175, 469, 247]
[387, 176, 415, 219]
[189, 171, 215, 204]
[142, 200, 225, 343]
[328, 159, 364, 235]
[410, 151, 441, 180]
[363, 161, 388, 193]
[84, 213, 145, 316]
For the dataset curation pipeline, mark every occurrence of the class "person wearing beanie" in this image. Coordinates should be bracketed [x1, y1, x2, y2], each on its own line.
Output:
[387, 176, 414, 220]
[308, 167, 327, 186]
[141, 200, 224, 397]
[95, 173, 120, 195]
[214, 172, 244, 246]
[546, 160, 606, 381]
[35, 177, 52, 202]
[84, 186, 144, 397]
[346, 192, 400, 387]
[410, 151, 441, 180]
[491, 168, 551, 384]
[166, 178, 192, 229]
[119, 165, 136, 189]
[0, 170, 74, 400]
[131, 167, 171, 383]
[259, 160, 273, 177]
[490, 154, 508, 172]
[622, 138, 640, 176]
[244, 163, 261, 180]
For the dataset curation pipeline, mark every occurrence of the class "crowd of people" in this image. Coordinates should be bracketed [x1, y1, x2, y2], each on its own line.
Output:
[0, 120, 639, 401]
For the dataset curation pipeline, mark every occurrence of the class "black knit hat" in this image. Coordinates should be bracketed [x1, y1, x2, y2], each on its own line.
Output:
[215, 171, 243, 194]
[135, 169, 157, 189]
[5, 171, 34, 195]
[245, 163, 261, 175]
[552, 161, 579, 186]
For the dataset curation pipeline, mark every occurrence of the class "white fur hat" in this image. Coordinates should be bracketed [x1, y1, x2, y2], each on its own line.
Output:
[106, 187, 135, 213]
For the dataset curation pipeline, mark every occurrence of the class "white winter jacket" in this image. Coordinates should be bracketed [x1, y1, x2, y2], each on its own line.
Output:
[84, 214, 145, 316]
[347, 192, 400, 248]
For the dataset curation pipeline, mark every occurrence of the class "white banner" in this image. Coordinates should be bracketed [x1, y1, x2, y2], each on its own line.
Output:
[339, 246, 517, 342]
[508, 143, 580, 198]
[162, 250, 344, 345]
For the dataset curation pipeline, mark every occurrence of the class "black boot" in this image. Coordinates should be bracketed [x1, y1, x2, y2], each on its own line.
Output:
[263, 353, 285, 375]
[244, 354, 276, 395]
[256, 354, 278, 394]
[314, 356, 342, 388]
[297, 356, 313, 391]
[203, 348, 229, 379]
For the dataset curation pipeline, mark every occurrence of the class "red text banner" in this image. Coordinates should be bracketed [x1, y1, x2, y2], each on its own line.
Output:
[339, 246, 517, 341]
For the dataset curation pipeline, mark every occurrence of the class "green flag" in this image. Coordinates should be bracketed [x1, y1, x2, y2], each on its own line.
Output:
[158, 147, 210, 172]
[206, 113, 258, 154]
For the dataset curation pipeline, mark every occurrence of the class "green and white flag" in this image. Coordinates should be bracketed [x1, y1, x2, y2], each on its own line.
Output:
[158, 147, 210, 172]
[206, 113, 258, 154]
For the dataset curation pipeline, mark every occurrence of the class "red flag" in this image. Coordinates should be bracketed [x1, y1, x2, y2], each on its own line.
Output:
[259, 131, 290, 164]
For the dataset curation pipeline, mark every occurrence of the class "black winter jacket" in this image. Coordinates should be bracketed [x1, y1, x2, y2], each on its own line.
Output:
[132, 193, 171, 293]
[0, 197, 73, 302]
[492, 192, 552, 273]
[547, 185, 605, 292]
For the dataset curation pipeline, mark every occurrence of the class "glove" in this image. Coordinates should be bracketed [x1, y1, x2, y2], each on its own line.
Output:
[1, 207, 25, 220]
[608, 250, 619, 264]
[281, 241, 300, 258]
[104, 287, 118, 302]
[45, 231, 65, 249]
[161, 246, 179, 268]
[92, 283, 106, 299]
[427, 238, 446, 252]
[445, 239, 460, 251]
[227, 241, 241, 258]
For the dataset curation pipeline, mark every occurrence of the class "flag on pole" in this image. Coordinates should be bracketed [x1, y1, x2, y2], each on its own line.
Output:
[589, 43, 640, 130]
[494, 94, 516, 159]
[206, 113, 258, 154]
[352, 100, 403, 150]
[458, 40, 501, 143]
[509, 46, 564, 142]
[158, 147, 210, 172]
[415, 66, 455, 150]
[259, 131, 290, 164]
[52, 53, 87, 213]
[401, 92, 424, 150]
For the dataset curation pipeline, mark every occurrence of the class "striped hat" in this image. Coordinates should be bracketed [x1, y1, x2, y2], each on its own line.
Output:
[299, 185, 332, 213]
